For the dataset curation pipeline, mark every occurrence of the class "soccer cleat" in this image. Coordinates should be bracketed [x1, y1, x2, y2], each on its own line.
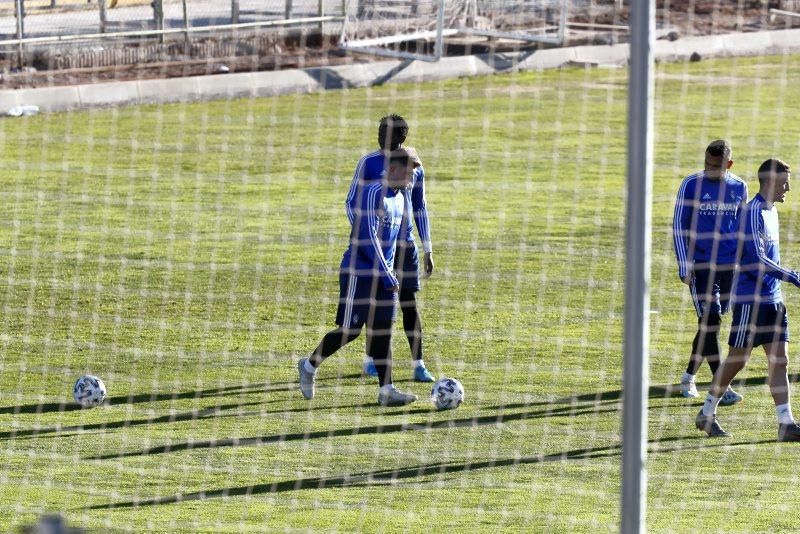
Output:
[413, 365, 435, 383]
[363, 360, 378, 377]
[679, 377, 699, 398]
[695, 410, 730, 438]
[719, 387, 743, 406]
[778, 422, 800, 442]
[298, 358, 316, 400]
[377, 387, 418, 407]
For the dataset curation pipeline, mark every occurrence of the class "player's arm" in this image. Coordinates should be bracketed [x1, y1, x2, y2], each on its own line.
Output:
[749, 209, 800, 287]
[410, 166, 434, 278]
[358, 183, 399, 290]
[345, 157, 369, 225]
[672, 180, 694, 283]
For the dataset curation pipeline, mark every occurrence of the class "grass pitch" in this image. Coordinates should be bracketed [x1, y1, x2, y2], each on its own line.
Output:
[2, 54, 800, 532]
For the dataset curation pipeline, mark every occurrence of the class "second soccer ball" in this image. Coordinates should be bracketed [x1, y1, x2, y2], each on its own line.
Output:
[431, 377, 464, 410]
[73, 375, 107, 408]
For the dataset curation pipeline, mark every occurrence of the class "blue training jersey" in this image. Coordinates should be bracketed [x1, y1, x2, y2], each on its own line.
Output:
[732, 193, 800, 304]
[341, 181, 405, 289]
[673, 170, 748, 278]
[345, 149, 432, 253]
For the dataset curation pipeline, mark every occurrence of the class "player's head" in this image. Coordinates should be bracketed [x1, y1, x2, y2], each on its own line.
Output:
[386, 147, 421, 190]
[758, 158, 792, 203]
[378, 114, 409, 151]
[704, 139, 733, 179]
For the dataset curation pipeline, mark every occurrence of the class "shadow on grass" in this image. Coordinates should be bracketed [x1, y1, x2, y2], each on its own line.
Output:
[0, 374, 362, 415]
[83, 402, 621, 460]
[84, 435, 773, 510]
[0, 400, 268, 441]
[2, 401, 387, 442]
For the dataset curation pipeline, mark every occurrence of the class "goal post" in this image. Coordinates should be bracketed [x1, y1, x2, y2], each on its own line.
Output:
[339, 0, 568, 61]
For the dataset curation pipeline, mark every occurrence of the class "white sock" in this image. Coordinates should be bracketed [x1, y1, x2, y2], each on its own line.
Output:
[365, 356, 374, 364]
[379, 384, 395, 394]
[681, 372, 695, 383]
[412, 359, 424, 369]
[303, 359, 316, 374]
[776, 403, 795, 424]
[702, 394, 720, 417]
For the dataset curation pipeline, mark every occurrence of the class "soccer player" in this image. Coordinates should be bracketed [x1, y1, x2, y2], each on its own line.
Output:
[345, 114, 436, 383]
[696, 158, 800, 441]
[673, 139, 747, 404]
[298, 147, 420, 406]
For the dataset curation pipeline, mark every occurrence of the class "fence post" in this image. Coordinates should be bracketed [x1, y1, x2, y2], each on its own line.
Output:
[285, 0, 292, 20]
[99, 0, 107, 33]
[14, 0, 24, 67]
[182, 0, 190, 56]
[152, 0, 164, 43]
[318, 0, 324, 36]
[231, 0, 239, 23]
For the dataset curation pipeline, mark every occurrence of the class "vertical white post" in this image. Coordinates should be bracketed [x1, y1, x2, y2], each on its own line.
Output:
[14, 0, 24, 67]
[99, 0, 107, 33]
[182, 0, 189, 56]
[557, 0, 568, 45]
[433, 0, 445, 60]
[621, 0, 654, 532]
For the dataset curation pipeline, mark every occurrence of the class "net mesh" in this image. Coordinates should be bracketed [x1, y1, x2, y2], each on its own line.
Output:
[2, 1, 800, 532]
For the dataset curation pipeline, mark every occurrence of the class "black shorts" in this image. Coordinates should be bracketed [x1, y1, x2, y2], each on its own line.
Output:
[690, 266, 734, 318]
[728, 302, 789, 349]
[395, 242, 421, 293]
[335, 271, 398, 329]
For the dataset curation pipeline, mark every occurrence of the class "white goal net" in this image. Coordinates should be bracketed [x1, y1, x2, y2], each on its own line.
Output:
[2, 0, 800, 532]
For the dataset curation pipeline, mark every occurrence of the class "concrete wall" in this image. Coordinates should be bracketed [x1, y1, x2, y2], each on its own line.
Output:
[1, 28, 799, 114]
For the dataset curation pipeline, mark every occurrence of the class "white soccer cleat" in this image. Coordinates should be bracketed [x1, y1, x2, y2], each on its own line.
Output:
[377, 387, 418, 407]
[680, 377, 699, 398]
[719, 386, 743, 406]
[298, 358, 316, 400]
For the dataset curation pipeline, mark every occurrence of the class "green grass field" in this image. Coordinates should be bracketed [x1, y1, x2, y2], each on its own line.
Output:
[2, 53, 800, 532]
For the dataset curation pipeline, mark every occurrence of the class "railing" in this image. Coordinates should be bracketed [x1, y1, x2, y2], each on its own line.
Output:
[2, 0, 346, 66]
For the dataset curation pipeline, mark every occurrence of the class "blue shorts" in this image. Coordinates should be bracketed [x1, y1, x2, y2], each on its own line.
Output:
[335, 271, 398, 329]
[728, 302, 789, 349]
[690, 266, 734, 318]
[396, 242, 421, 293]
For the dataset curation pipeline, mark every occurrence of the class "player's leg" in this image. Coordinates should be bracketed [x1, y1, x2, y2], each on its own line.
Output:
[398, 242, 434, 381]
[761, 305, 800, 441]
[368, 283, 417, 406]
[298, 272, 365, 399]
[696, 303, 753, 436]
[680, 268, 711, 397]
[716, 267, 743, 405]
[399, 288, 434, 382]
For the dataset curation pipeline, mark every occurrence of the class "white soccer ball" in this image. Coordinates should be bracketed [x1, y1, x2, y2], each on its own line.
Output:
[73, 375, 107, 407]
[431, 377, 464, 410]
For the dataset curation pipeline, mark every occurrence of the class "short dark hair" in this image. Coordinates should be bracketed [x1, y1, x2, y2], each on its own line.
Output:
[706, 139, 732, 159]
[758, 158, 791, 184]
[378, 114, 409, 151]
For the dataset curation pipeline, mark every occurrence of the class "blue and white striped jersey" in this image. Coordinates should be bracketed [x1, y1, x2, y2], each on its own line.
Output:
[732, 193, 800, 304]
[341, 181, 405, 289]
[673, 170, 748, 278]
[345, 150, 432, 253]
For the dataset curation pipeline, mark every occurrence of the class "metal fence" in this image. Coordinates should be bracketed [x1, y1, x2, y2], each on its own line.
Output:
[0, 0, 346, 64]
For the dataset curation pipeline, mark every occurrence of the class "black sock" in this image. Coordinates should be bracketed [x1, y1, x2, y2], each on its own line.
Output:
[309, 327, 360, 367]
[366, 322, 393, 387]
[400, 290, 423, 362]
